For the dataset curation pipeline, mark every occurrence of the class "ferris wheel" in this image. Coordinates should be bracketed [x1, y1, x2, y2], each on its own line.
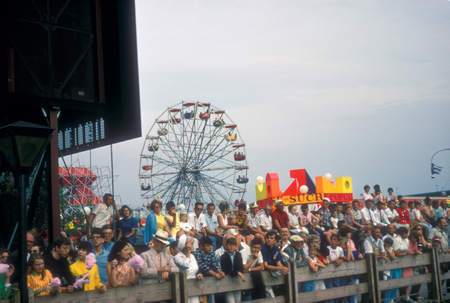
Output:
[139, 101, 248, 211]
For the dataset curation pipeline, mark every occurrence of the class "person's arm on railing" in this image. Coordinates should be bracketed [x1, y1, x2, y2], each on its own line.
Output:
[296, 248, 308, 268]
[307, 257, 318, 272]
[264, 261, 289, 275]
[130, 268, 143, 285]
[106, 261, 119, 288]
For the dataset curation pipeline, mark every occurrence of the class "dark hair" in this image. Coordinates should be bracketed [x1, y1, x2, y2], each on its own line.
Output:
[207, 203, 215, 209]
[251, 238, 262, 246]
[225, 237, 237, 246]
[238, 203, 247, 211]
[27, 253, 46, 279]
[195, 202, 204, 209]
[337, 220, 346, 228]
[199, 236, 212, 247]
[275, 234, 281, 242]
[54, 237, 71, 249]
[265, 231, 277, 239]
[169, 241, 179, 249]
[339, 226, 352, 237]
[166, 201, 175, 211]
[373, 184, 380, 192]
[150, 199, 163, 211]
[408, 231, 419, 241]
[352, 200, 360, 204]
[433, 200, 440, 205]
[120, 205, 131, 217]
[330, 234, 339, 241]
[365, 199, 374, 204]
[397, 195, 403, 200]
[414, 201, 420, 207]
[219, 201, 230, 212]
[301, 205, 308, 211]
[107, 241, 129, 262]
[102, 225, 113, 231]
[399, 200, 406, 205]
[364, 185, 370, 190]
[408, 201, 414, 207]
[384, 237, 394, 246]
[68, 248, 78, 261]
[424, 197, 431, 203]
[331, 209, 337, 214]
[388, 187, 393, 192]
[437, 217, 446, 225]
[103, 193, 113, 202]
[397, 227, 409, 235]
[78, 241, 93, 253]
[91, 228, 104, 238]
[288, 205, 295, 211]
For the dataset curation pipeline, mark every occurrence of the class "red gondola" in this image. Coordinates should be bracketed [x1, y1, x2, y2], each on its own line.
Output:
[199, 112, 210, 120]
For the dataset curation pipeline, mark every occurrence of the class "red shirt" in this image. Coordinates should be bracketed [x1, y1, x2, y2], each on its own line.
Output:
[396, 208, 412, 225]
[272, 210, 289, 228]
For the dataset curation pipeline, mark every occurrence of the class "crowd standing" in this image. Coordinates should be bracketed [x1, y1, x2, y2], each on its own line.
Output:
[1, 188, 449, 303]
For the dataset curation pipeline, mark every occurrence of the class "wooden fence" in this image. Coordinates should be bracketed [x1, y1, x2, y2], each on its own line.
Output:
[6, 248, 450, 303]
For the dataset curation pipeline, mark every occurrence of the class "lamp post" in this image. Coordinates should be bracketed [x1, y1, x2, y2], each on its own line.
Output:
[0, 121, 54, 303]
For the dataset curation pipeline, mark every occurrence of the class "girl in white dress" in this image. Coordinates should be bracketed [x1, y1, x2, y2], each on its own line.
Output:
[174, 235, 203, 303]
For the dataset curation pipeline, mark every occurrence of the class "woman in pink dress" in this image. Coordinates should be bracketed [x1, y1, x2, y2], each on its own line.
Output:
[106, 241, 142, 288]
[400, 231, 421, 302]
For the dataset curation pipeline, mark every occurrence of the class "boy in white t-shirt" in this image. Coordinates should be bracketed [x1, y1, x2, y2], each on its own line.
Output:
[326, 234, 344, 302]
[179, 211, 194, 235]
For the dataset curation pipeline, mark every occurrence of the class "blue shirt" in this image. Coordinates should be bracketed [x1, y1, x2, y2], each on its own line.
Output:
[205, 214, 219, 233]
[93, 249, 110, 285]
[193, 248, 221, 274]
[119, 216, 138, 245]
[103, 241, 114, 252]
[260, 243, 282, 266]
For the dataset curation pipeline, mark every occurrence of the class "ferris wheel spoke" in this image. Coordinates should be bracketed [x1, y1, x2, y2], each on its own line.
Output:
[184, 173, 218, 204]
[195, 128, 226, 167]
[167, 113, 184, 165]
[197, 147, 234, 170]
[157, 137, 183, 167]
[197, 174, 232, 201]
[195, 174, 223, 202]
[186, 126, 222, 168]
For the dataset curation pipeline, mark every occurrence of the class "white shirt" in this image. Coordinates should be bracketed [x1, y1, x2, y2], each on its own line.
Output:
[413, 209, 423, 221]
[259, 213, 273, 231]
[187, 213, 207, 233]
[372, 209, 390, 226]
[91, 204, 113, 228]
[360, 207, 375, 222]
[180, 221, 193, 232]
[385, 208, 399, 220]
[363, 193, 373, 202]
[429, 227, 449, 250]
[174, 252, 199, 280]
[382, 233, 398, 241]
[240, 247, 263, 269]
[363, 236, 386, 254]
[393, 237, 409, 252]
[330, 217, 339, 229]
[288, 213, 300, 227]
[327, 246, 344, 261]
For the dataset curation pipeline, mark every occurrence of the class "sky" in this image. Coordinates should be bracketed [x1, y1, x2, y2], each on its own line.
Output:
[60, 0, 450, 207]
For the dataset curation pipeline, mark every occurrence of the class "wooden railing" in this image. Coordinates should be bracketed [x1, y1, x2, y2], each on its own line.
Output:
[7, 248, 450, 303]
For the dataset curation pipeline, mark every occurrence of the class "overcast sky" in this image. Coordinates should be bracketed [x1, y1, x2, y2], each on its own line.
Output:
[61, 0, 450, 207]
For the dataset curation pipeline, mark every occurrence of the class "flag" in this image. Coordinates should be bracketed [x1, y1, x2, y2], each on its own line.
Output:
[431, 163, 443, 175]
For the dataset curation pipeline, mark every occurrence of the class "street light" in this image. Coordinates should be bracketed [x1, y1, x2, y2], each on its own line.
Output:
[0, 121, 54, 303]
[430, 148, 450, 179]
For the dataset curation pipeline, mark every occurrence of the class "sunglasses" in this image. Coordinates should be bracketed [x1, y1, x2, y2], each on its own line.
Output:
[154, 205, 162, 208]
[104, 232, 113, 235]
[195, 208, 203, 211]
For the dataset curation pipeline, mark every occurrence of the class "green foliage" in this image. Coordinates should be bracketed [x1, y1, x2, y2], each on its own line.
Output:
[59, 187, 94, 234]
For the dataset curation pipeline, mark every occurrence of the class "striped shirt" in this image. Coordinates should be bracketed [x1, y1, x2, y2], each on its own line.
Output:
[192, 248, 221, 274]
[27, 270, 53, 296]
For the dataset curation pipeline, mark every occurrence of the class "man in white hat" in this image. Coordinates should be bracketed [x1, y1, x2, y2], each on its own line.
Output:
[247, 202, 266, 243]
[141, 230, 179, 284]
[272, 200, 292, 233]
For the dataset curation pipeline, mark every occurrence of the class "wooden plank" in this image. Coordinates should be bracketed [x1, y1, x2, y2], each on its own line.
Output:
[378, 274, 432, 290]
[33, 282, 173, 303]
[186, 273, 255, 297]
[430, 247, 444, 301]
[377, 253, 431, 271]
[438, 253, 450, 263]
[296, 283, 369, 303]
[171, 273, 180, 303]
[371, 253, 382, 303]
[252, 296, 285, 303]
[10, 289, 19, 303]
[363, 253, 377, 303]
[0, 300, 11, 303]
[179, 272, 188, 303]
[440, 272, 450, 280]
[28, 287, 34, 303]
[294, 259, 367, 282]
[261, 271, 286, 286]
[284, 262, 293, 303]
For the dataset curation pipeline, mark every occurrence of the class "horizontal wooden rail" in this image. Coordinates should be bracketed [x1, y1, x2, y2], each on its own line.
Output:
[377, 253, 431, 271]
[379, 273, 433, 290]
[297, 283, 369, 303]
[186, 273, 255, 297]
[252, 296, 285, 303]
[439, 253, 450, 263]
[33, 281, 173, 303]
[294, 259, 367, 282]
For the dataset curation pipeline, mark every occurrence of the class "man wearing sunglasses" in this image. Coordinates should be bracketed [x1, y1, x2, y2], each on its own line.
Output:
[188, 202, 207, 242]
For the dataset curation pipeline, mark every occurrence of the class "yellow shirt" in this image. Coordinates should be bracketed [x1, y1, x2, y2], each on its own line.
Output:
[27, 270, 53, 296]
[165, 212, 180, 235]
[69, 259, 103, 291]
[155, 213, 166, 231]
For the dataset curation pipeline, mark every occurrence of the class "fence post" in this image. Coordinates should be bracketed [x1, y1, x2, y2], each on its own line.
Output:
[11, 288, 20, 303]
[429, 247, 443, 302]
[371, 254, 381, 303]
[170, 272, 181, 303]
[361, 253, 377, 303]
[284, 262, 294, 303]
[178, 271, 188, 303]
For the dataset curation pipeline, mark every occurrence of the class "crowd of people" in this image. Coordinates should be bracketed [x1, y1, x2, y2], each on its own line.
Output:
[0, 187, 449, 303]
